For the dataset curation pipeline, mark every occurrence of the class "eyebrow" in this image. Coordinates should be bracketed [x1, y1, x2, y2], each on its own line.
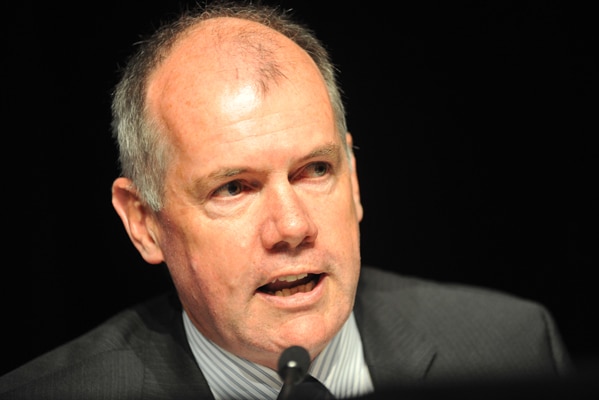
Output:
[192, 143, 342, 195]
[303, 143, 340, 161]
[212, 142, 341, 179]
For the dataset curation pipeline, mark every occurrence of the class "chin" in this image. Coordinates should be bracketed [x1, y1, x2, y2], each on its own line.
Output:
[275, 311, 348, 353]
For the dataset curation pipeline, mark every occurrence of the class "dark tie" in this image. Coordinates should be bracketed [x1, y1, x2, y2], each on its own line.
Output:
[277, 375, 335, 400]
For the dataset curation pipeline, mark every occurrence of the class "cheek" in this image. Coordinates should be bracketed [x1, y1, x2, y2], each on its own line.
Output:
[158, 226, 238, 301]
[171, 257, 248, 330]
[159, 208, 260, 289]
[319, 187, 361, 234]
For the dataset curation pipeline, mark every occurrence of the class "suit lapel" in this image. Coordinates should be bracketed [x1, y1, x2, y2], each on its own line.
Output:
[135, 293, 215, 399]
[354, 274, 437, 389]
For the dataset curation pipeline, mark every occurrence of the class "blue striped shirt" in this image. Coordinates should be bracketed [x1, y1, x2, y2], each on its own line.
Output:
[183, 311, 374, 399]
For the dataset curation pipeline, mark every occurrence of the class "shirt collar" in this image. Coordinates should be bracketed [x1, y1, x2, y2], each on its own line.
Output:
[183, 311, 374, 399]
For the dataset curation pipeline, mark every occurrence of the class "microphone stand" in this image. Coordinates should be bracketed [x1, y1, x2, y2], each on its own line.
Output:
[277, 346, 310, 400]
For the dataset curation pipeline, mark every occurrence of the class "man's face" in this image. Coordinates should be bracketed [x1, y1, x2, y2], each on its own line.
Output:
[144, 20, 363, 369]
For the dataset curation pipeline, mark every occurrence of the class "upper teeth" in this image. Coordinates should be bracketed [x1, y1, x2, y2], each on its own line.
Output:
[272, 273, 308, 283]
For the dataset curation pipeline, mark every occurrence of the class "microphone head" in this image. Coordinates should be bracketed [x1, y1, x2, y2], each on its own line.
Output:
[277, 345, 310, 383]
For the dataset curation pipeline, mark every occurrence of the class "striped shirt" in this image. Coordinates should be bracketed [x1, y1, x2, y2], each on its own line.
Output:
[183, 311, 375, 399]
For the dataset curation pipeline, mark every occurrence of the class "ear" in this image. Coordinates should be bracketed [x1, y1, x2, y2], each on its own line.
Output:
[111, 177, 165, 264]
[346, 132, 363, 222]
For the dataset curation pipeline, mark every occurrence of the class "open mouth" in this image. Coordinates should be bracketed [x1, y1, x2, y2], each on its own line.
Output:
[257, 273, 322, 297]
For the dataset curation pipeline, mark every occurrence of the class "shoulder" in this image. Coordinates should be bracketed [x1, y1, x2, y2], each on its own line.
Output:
[357, 265, 554, 332]
[0, 292, 184, 398]
[358, 265, 540, 314]
[356, 266, 573, 378]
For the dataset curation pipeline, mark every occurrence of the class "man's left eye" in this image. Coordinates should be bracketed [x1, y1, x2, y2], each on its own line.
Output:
[213, 181, 244, 197]
[304, 162, 330, 177]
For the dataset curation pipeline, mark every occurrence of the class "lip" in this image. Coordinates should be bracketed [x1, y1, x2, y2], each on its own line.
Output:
[255, 273, 327, 308]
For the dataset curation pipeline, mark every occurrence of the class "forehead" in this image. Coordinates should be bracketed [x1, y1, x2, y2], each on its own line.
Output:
[143, 16, 338, 169]
[147, 17, 313, 98]
[145, 17, 335, 144]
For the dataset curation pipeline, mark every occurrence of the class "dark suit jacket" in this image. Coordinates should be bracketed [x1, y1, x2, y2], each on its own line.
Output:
[0, 266, 574, 399]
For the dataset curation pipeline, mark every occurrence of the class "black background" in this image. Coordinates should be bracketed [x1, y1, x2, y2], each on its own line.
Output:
[2, 0, 597, 376]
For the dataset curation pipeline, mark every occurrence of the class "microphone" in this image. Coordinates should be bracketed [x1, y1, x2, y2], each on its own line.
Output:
[277, 345, 311, 400]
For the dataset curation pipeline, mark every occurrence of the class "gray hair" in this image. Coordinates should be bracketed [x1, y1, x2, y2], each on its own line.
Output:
[111, 1, 348, 211]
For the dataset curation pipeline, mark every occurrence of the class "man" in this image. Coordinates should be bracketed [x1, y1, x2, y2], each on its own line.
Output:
[0, 1, 573, 399]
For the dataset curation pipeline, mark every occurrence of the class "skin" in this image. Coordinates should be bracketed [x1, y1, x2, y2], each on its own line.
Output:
[111, 17, 364, 370]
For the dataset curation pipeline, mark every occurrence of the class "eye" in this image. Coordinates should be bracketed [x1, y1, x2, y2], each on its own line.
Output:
[212, 180, 244, 198]
[302, 161, 330, 178]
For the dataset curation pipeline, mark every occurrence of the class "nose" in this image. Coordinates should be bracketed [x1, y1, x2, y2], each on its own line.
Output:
[260, 182, 318, 251]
